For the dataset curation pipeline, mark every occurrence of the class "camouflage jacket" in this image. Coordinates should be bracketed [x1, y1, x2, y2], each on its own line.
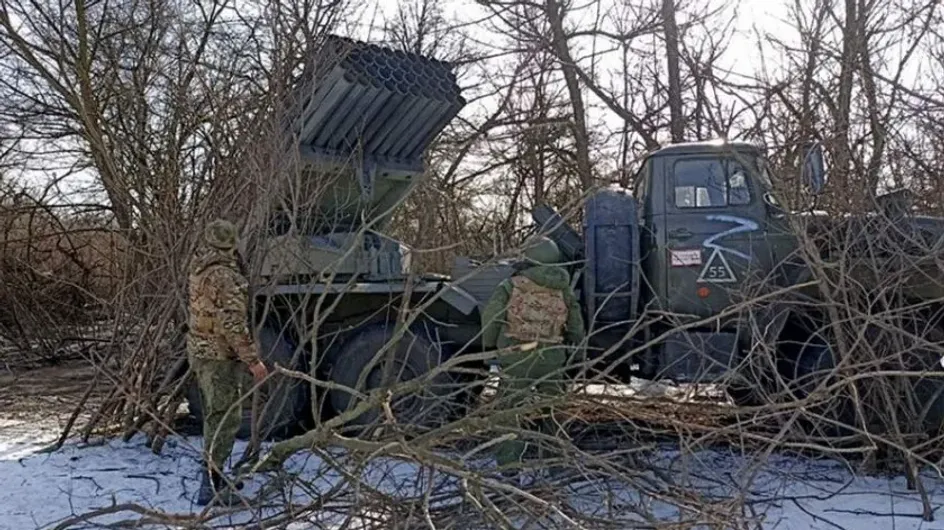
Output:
[480, 264, 585, 359]
[187, 249, 259, 364]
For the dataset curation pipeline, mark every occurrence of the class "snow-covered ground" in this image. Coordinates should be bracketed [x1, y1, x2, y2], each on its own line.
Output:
[2, 365, 943, 529]
[2, 424, 944, 529]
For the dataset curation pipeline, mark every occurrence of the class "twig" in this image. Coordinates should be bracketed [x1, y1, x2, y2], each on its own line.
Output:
[41, 367, 101, 453]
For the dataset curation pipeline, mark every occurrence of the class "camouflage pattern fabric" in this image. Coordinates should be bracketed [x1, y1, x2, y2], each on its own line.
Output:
[504, 276, 568, 344]
[480, 263, 585, 469]
[190, 357, 247, 470]
[187, 233, 259, 475]
[187, 249, 259, 365]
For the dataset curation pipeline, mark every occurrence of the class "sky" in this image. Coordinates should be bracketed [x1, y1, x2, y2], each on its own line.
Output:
[354, 0, 805, 217]
[357, 0, 803, 149]
[355, 0, 790, 86]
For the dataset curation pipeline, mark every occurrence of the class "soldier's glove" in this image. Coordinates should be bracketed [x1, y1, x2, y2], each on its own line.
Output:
[249, 360, 269, 384]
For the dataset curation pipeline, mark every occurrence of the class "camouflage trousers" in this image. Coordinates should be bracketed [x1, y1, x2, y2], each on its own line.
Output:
[190, 357, 247, 471]
[492, 347, 566, 468]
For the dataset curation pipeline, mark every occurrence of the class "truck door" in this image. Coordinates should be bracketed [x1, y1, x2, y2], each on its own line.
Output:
[661, 154, 770, 320]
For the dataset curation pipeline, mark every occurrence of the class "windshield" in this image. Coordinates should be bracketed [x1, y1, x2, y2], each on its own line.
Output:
[673, 157, 752, 208]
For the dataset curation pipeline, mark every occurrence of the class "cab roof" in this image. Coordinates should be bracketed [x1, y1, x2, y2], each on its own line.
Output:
[648, 139, 764, 157]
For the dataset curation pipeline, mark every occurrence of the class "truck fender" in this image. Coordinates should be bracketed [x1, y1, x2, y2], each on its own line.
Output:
[438, 283, 480, 316]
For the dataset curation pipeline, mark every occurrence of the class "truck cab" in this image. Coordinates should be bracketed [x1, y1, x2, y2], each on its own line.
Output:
[634, 140, 789, 321]
[571, 139, 812, 384]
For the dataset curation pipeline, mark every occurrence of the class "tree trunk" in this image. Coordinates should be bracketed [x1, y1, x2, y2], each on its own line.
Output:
[662, 0, 684, 143]
[799, 1, 827, 145]
[545, 0, 594, 192]
[856, 0, 884, 199]
[834, 0, 859, 208]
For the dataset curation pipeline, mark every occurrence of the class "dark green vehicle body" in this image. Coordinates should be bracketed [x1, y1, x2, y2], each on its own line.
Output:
[534, 139, 944, 437]
[617, 141, 811, 381]
[630, 141, 791, 381]
[186, 37, 944, 439]
[642, 142, 783, 319]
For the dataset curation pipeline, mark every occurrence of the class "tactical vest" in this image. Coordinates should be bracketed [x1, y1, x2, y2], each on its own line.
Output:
[503, 276, 568, 344]
[189, 264, 221, 342]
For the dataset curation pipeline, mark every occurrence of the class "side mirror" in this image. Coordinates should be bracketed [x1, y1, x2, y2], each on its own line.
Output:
[801, 142, 826, 195]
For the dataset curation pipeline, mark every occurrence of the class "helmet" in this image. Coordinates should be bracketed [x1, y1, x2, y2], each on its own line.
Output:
[523, 236, 561, 265]
[204, 219, 238, 251]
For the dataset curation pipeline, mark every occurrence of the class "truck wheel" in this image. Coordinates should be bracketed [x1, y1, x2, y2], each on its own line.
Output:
[727, 313, 857, 439]
[759, 317, 944, 443]
[775, 335, 857, 439]
[185, 322, 310, 440]
[325, 321, 455, 433]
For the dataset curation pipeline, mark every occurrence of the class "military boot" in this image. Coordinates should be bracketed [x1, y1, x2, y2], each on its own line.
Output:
[196, 468, 242, 506]
[196, 468, 215, 505]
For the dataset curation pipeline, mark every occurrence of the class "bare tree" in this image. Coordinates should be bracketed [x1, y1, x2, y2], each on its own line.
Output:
[5, 1, 944, 528]
[663, 0, 684, 141]
[0, 0, 355, 444]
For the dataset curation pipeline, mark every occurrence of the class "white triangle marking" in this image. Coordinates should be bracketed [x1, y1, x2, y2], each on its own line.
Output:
[697, 248, 737, 283]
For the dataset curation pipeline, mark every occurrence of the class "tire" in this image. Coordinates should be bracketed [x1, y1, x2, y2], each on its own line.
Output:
[776, 334, 858, 440]
[186, 322, 310, 440]
[731, 312, 944, 445]
[323, 321, 457, 434]
[726, 311, 857, 440]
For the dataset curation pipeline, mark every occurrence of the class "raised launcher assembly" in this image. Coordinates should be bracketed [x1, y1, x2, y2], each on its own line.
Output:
[261, 36, 466, 281]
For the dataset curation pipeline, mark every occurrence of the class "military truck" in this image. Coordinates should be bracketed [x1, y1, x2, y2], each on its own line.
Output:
[186, 36, 944, 440]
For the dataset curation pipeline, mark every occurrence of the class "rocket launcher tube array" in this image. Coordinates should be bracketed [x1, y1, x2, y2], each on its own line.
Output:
[288, 35, 466, 164]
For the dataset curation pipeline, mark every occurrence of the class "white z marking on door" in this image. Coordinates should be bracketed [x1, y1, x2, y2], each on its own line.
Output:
[696, 215, 759, 283]
[702, 214, 759, 262]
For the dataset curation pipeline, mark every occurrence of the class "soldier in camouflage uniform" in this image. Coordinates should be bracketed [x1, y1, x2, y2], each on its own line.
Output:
[188, 219, 268, 506]
[480, 236, 585, 473]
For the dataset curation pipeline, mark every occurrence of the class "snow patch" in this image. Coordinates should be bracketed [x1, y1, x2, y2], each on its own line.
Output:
[0, 418, 60, 461]
[0, 434, 943, 529]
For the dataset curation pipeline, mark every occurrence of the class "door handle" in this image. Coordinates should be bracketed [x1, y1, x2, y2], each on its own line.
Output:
[668, 228, 693, 240]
